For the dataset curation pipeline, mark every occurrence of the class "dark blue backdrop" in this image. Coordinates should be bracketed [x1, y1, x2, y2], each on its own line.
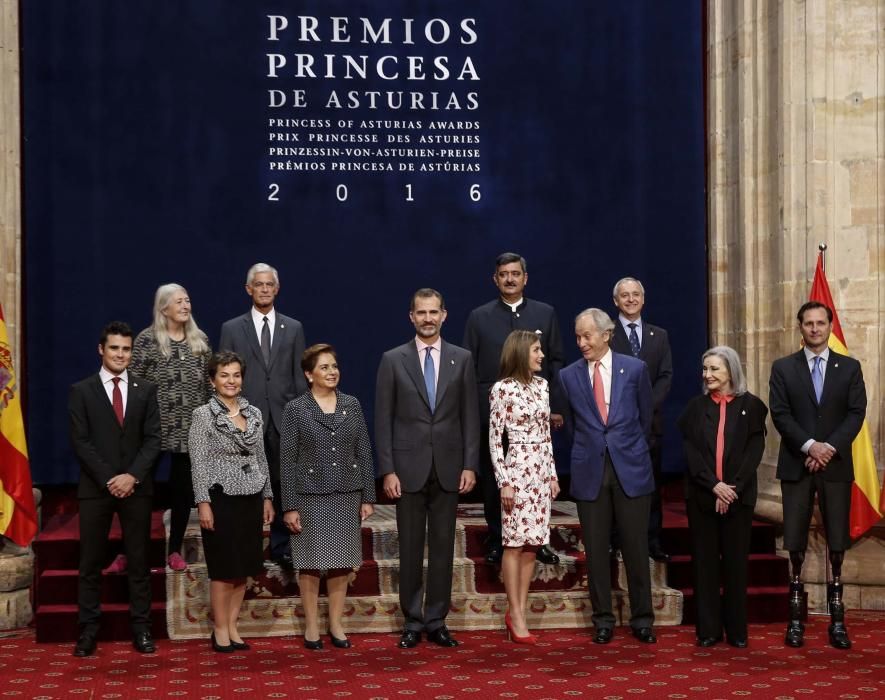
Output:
[22, 1, 706, 484]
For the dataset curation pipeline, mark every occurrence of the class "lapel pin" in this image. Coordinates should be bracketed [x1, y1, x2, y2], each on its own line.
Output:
[834, 363, 838, 368]
[132, 382, 138, 388]
[619, 368, 624, 374]
[342, 410, 347, 415]
[280, 324, 285, 329]
[650, 331, 655, 336]
[451, 359, 455, 365]
[742, 410, 746, 415]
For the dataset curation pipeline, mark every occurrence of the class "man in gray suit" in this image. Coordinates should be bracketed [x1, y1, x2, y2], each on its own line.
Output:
[219, 262, 307, 566]
[375, 288, 479, 649]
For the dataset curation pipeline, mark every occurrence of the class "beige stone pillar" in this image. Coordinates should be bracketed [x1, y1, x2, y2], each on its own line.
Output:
[0, 0, 22, 367]
[707, 0, 885, 609]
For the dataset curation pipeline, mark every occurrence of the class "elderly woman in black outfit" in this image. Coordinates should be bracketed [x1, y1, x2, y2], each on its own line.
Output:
[189, 352, 274, 652]
[131, 283, 211, 571]
[281, 344, 375, 650]
[678, 345, 768, 648]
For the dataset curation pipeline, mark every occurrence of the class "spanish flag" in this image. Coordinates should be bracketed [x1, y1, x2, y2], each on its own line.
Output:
[809, 254, 881, 538]
[0, 304, 37, 546]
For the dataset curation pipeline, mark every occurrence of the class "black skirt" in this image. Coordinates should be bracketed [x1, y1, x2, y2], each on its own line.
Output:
[202, 485, 264, 580]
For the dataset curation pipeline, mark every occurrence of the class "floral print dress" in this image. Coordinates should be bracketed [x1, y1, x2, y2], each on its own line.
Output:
[489, 376, 557, 546]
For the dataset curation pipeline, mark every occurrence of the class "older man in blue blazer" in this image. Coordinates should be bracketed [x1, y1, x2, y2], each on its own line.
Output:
[559, 308, 656, 645]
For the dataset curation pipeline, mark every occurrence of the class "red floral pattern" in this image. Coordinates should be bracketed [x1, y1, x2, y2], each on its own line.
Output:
[489, 376, 557, 547]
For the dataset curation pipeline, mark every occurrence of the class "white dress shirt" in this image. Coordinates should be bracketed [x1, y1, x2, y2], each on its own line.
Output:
[416, 337, 441, 390]
[800, 346, 832, 454]
[251, 306, 276, 345]
[99, 367, 129, 414]
[587, 348, 613, 411]
[618, 314, 643, 346]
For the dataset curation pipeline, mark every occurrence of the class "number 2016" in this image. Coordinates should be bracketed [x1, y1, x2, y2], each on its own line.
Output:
[267, 184, 482, 203]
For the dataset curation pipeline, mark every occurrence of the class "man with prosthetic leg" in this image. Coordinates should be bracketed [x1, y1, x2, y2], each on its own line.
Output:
[769, 301, 867, 649]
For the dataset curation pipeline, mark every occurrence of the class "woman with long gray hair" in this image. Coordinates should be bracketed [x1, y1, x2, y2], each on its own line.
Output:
[131, 283, 211, 571]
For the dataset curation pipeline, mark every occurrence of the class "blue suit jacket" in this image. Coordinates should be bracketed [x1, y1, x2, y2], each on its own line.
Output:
[559, 352, 654, 500]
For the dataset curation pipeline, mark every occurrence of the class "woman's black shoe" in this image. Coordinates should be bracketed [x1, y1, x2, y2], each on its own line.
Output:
[304, 637, 323, 650]
[211, 632, 235, 653]
[230, 639, 250, 651]
[330, 634, 352, 649]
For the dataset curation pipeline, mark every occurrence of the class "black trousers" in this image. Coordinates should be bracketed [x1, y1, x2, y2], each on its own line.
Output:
[263, 421, 289, 560]
[479, 420, 503, 545]
[781, 472, 851, 552]
[576, 454, 653, 630]
[612, 435, 663, 550]
[397, 466, 459, 633]
[167, 452, 194, 555]
[78, 494, 152, 633]
[686, 498, 753, 641]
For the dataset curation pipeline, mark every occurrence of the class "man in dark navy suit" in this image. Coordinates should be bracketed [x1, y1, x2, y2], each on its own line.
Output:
[69, 321, 161, 657]
[559, 308, 657, 645]
[219, 262, 308, 567]
[769, 301, 866, 650]
[609, 277, 672, 562]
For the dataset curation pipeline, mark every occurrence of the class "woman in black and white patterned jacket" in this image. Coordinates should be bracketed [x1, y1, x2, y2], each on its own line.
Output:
[280, 343, 376, 650]
[189, 351, 274, 653]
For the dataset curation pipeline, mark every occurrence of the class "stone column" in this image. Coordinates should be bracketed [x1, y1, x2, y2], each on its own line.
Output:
[707, 0, 885, 610]
[0, 0, 22, 366]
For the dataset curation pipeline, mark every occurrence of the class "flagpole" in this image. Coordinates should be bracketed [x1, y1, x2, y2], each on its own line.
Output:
[813, 241, 831, 618]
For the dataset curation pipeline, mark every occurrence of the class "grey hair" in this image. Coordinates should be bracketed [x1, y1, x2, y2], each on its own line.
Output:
[246, 262, 280, 287]
[612, 276, 646, 299]
[574, 308, 616, 333]
[702, 345, 748, 396]
[151, 283, 210, 359]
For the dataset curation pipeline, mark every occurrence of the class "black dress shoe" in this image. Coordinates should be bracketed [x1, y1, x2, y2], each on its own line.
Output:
[304, 637, 324, 650]
[632, 627, 657, 644]
[330, 634, 351, 649]
[593, 627, 613, 644]
[230, 639, 250, 651]
[427, 626, 459, 647]
[73, 632, 97, 657]
[784, 621, 804, 648]
[485, 543, 503, 564]
[133, 631, 156, 654]
[828, 623, 852, 649]
[398, 630, 421, 648]
[211, 631, 235, 653]
[727, 637, 748, 648]
[536, 545, 559, 565]
[696, 636, 721, 647]
[649, 547, 671, 563]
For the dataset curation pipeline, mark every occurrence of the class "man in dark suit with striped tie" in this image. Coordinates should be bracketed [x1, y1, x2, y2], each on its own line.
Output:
[609, 277, 673, 562]
[69, 321, 162, 657]
[769, 301, 866, 650]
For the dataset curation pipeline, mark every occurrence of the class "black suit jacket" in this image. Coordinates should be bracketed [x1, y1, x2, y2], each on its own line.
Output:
[678, 392, 768, 510]
[218, 311, 308, 432]
[69, 373, 162, 499]
[769, 349, 866, 482]
[610, 319, 672, 436]
[375, 339, 480, 493]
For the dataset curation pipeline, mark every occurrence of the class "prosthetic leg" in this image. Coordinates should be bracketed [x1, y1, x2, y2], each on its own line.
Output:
[785, 551, 805, 647]
[827, 550, 851, 649]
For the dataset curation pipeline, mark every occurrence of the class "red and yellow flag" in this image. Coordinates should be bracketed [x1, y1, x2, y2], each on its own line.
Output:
[0, 304, 37, 546]
[809, 254, 881, 538]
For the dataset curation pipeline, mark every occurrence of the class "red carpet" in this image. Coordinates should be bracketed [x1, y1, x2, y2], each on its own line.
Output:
[2, 614, 883, 699]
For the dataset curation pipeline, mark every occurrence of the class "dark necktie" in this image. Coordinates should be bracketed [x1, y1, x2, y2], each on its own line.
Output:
[261, 316, 271, 366]
[811, 356, 823, 403]
[424, 347, 436, 413]
[111, 377, 124, 426]
[627, 322, 641, 357]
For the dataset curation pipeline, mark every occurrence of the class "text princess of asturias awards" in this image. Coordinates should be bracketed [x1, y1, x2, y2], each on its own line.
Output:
[266, 15, 480, 111]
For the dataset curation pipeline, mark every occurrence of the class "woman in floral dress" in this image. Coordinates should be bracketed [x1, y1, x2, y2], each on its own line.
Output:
[489, 330, 560, 644]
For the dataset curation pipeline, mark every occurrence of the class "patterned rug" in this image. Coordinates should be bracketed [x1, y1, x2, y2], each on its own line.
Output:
[3, 613, 884, 699]
[166, 503, 684, 639]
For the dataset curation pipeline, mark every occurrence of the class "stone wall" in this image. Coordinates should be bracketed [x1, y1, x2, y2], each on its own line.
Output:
[707, 0, 885, 609]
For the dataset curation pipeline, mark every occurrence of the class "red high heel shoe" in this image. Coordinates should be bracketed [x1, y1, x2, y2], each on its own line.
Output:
[505, 611, 537, 645]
